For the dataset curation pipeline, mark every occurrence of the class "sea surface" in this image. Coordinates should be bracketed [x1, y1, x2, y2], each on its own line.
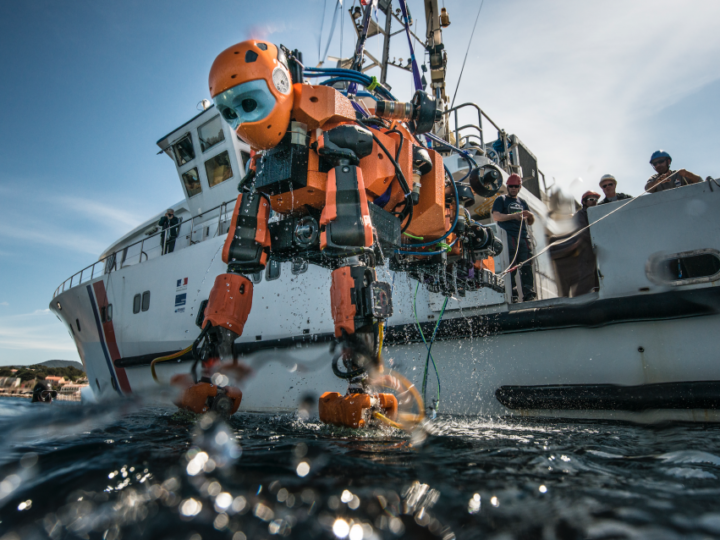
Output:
[2, 397, 720, 540]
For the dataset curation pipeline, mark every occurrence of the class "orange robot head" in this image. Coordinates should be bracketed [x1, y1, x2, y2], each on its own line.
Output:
[209, 40, 294, 150]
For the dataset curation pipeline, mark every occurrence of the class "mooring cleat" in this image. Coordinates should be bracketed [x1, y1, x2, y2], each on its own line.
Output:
[319, 391, 398, 429]
[170, 375, 242, 416]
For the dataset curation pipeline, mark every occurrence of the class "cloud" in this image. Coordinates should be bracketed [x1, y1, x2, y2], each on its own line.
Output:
[446, 0, 720, 192]
[56, 195, 145, 232]
[0, 223, 108, 256]
[0, 308, 79, 366]
[0, 302, 9, 307]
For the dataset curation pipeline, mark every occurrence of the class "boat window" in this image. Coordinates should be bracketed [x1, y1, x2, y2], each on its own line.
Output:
[172, 133, 195, 166]
[198, 116, 225, 152]
[133, 294, 141, 314]
[76, 319, 81, 332]
[240, 150, 251, 171]
[101, 304, 113, 322]
[182, 167, 202, 198]
[107, 304, 113, 321]
[665, 253, 720, 281]
[266, 260, 281, 281]
[142, 291, 151, 312]
[205, 151, 234, 188]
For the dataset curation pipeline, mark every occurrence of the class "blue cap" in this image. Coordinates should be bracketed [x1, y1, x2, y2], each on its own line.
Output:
[650, 150, 671, 164]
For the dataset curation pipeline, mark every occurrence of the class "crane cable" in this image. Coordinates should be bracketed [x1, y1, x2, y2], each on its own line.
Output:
[450, 0, 485, 109]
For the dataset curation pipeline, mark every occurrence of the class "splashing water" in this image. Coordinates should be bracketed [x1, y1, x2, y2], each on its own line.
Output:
[3, 398, 720, 539]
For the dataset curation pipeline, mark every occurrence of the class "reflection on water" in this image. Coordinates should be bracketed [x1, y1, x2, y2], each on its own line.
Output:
[2, 397, 720, 539]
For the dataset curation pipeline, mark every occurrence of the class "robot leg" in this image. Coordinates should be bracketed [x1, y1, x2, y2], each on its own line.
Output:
[173, 192, 270, 416]
[317, 164, 397, 428]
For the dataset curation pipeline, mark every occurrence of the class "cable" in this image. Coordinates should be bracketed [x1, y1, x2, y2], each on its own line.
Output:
[399, 165, 459, 249]
[151, 345, 193, 384]
[499, 215, 525, 276]
[413, 282, 439, 409]
[422, 296, 447, 412]
[355, 119, 415, 232]
[450, 0, 485, 109]
[499, 183, 658, 278]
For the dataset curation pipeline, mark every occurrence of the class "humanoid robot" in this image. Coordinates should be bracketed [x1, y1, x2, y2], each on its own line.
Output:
[172, 40, 503, 427]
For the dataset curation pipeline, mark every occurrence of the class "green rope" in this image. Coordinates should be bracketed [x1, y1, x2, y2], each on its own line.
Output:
[414, 282, 442, 411]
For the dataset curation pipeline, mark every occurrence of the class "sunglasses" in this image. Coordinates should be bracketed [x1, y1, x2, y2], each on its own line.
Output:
[600, 183, 614, 189]
[585, 198, 598, 203]
[507, 185, 520, 189]
[651, 159, 667, 167]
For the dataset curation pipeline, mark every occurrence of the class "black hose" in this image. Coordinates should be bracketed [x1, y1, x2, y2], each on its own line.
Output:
[191, 324, 211, 383]
[331, 352, 367, 380]
[356, 120, 414, 232]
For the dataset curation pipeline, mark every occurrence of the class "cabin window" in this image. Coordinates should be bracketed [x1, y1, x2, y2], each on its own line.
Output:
[182, 167, 202, 197]
[101, 304, 113, 322]
[133, 294, 141, 314]
[198, 116, 225, 152]
[266, 260, 281, 281]
[172, 133, 195, 166]
[142, 291, 151, 312]
[205, 151, 233, 188]
[240, 150, 252, 171]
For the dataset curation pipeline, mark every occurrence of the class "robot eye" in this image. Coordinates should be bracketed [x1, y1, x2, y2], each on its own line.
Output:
[241, 99, 257, 113]
[221, 106, 238, 121]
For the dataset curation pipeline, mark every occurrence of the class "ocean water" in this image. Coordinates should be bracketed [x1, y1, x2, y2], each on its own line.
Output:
[2, 397, 720, 540]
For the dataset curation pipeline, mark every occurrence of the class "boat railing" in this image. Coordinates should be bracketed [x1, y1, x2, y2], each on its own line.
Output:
[446, 103, 519, 176]
[53, 198, 236, 298]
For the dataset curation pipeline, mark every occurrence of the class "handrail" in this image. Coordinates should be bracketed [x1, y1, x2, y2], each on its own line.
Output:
[445, 102, 515, 176]
[53, 198, 237, 298]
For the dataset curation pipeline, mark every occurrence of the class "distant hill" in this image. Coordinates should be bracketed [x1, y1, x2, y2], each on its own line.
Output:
[38, 360, 85, 371]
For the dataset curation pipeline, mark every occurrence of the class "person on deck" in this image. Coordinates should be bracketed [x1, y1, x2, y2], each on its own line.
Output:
[548, 191, 600, 297]
[645, 150, 702, 194]
[492, 174, 536, 303]
[598, 174, 632, 205]
[159, 209, 179, 254]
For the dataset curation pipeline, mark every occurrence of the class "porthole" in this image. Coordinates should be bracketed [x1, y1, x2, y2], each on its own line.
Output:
[647, 249, 720, 286]
[133, 294, 141, 314]
[142, 291, 151, 312]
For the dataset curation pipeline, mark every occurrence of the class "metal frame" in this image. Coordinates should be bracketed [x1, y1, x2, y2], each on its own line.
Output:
[53, 198, 236, 298]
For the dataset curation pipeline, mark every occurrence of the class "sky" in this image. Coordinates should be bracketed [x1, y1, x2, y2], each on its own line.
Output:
[0, 0, 718, 365]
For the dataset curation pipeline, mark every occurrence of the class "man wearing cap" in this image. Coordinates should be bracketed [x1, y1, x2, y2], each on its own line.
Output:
[645, 150, 702, 194]
[598, 175, 632, 205]
[159, 208, 179, 254]
[492, 174, 536, 302]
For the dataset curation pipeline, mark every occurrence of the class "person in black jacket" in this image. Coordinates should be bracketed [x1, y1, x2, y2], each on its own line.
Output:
[598, 174, 632, 205]
[159, 209, 179, 254]
[491, 174, 536, 303]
